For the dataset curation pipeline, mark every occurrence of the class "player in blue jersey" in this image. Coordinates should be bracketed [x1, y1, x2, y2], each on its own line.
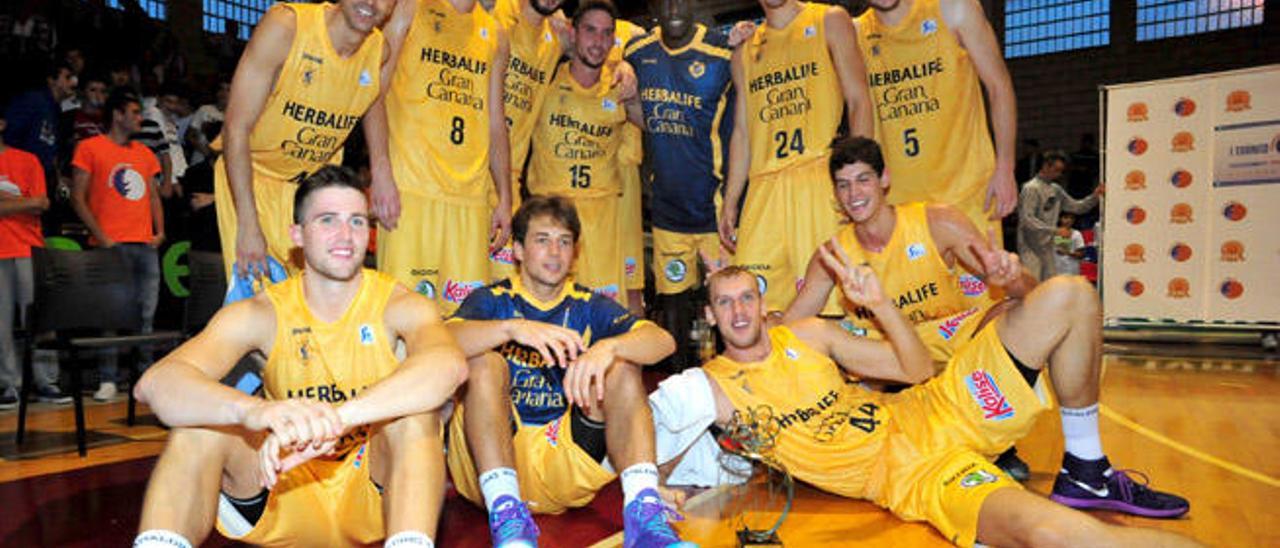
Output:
[444, 195, 690, 548]
[625, 0, 734, 372]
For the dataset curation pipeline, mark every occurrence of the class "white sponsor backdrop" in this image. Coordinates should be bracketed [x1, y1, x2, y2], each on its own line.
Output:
[1102, 65, 1280, 325]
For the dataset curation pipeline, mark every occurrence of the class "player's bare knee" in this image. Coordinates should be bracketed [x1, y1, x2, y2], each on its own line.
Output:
[468, 351, 510, 392]
[604, 359, 643, 393]
[384, 411, 442, 448]
[1020, 519, 1079, 548]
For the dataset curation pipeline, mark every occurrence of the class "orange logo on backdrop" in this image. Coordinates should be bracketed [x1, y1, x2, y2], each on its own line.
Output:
[1124, 170, 1146, 190]
[1167, 277, 1191, 299]
[1226, 90, 1251, 112]
[1127, 102, 1149, 122]
[1171, 131, 1195, 152]
[1221, 240, 1245, 262]
[1170, 203, 1194, 224]
[1124, 243, 1146, 263]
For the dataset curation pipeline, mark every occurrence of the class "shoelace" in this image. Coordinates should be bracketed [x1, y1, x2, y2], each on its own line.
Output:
[492, 502, 539, 543]
[632, 497, 684, 543]
[1109, 469, 1152, 503]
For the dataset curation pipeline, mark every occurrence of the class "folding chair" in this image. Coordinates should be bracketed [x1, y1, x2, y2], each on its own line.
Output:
[16, 247, 184, 456]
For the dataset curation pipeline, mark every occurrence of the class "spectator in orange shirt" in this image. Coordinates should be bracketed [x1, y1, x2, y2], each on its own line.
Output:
[0, 106, 73, 409]
[69, 90, 165, 402]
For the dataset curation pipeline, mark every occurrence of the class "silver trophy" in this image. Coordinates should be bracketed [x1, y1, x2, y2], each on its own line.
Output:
[717, 405, 794, 547]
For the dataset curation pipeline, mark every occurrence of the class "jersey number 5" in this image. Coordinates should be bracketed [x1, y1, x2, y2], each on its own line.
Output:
[903, 128, 920, 157]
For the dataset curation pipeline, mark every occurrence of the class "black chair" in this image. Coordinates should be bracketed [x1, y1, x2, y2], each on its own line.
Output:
[16, 247, 184, 456]
[184, 250, 228, 335]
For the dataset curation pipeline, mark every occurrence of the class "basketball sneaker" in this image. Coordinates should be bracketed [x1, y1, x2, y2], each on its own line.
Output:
[623, 488, 696, 548]
[488, 495, 538, 548]
[1049, 454, 1189, 518]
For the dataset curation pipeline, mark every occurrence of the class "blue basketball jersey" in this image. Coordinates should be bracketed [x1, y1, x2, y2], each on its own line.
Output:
[451, 277, 643, 426]
[626, 25, 734, 234]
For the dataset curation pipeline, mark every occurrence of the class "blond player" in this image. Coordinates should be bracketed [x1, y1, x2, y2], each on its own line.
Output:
[658, 262, 1192, 546]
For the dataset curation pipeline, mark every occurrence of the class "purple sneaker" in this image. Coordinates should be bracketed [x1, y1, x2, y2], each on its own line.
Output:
[489, 495, 539, 548]
[623, 488, 697, 548]
[1049, 460, 1189, 518]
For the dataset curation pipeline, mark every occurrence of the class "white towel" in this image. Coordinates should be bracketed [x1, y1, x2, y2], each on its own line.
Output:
[648, 369, 750, 487]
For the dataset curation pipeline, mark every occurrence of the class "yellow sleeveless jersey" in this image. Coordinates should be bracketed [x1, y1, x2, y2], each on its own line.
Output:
[218, 3, 382, 182]
[834, 202, 994, 338]
[386, 0, 499, 203]
[703, 326, 891, 499]
[498, 4, 562, 173]
[527, 64, 628, 198]
[741, 2, 842, 177]
[262, 270, 401, 457]
[613, 20, 646, 167]
[855, 0, 994, 215]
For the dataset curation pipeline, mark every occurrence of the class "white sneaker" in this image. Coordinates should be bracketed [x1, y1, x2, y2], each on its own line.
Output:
[94, 382, 118, 402]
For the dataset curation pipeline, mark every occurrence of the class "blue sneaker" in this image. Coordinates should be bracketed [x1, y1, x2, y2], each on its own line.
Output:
[489, 495, 539, 548]
[623, 488, 696, 548]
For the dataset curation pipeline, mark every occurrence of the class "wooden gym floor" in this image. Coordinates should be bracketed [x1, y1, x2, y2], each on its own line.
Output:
[1, 342, 1277, 546]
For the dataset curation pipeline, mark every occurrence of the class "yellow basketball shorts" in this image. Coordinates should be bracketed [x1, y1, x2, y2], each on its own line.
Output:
[619, 166, 645, 291]
[878, 323, 1047, 546]
[215, 443, 384, 546]
[377, 193, 494, 316]
[214, 159, 302, 282]
[734, 158, 844, 313]
[652, 228, 719, 295]
[568, 194, 627, 307]
[446, 403, 615, 514]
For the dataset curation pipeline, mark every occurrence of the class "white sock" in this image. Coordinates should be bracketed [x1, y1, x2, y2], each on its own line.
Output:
[620, 463, 660, 505]
[385, 531, 434, 547]
[134, 529, 193, 548]
[479, 467, 521, 513]
[1061, 404, 1104, 460]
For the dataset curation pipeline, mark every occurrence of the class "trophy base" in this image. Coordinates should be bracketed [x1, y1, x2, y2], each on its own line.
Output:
[736, 528, 782, 547]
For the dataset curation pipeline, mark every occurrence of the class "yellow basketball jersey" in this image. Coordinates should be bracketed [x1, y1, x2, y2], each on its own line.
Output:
[855, 0, 995, 225]
[220, 3, 382, 182]
[741, 2, 842, 177]
[703, 326, 891, 499]
[262, 270, 401, 457]
[386, 0, 499, 203]
[527, 64, 628, 198]
[834, 203, 994, 346]
[500, 6, 562, 174]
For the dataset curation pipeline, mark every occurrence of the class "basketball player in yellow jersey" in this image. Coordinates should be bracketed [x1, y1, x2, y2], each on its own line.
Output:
[218, 0, 392, 283]
[527, 1, 643, 308]
[661, 264, 1193, 546]
[784, 137, 1036, 363]
[132, 167, 468, 548]
[855, 0, 1018, 237]
[372, 0, 512, 316]
[719, 0, 874, 315]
